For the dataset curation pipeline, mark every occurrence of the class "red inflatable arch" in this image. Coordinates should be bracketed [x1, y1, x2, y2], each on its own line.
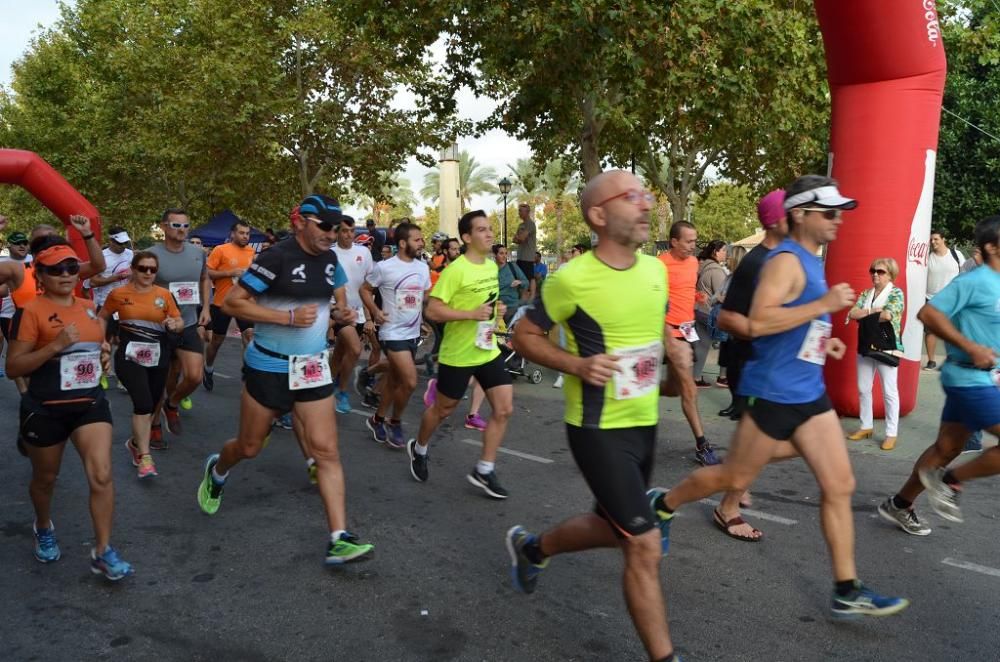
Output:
[0, 149, 102, 258]
[816, 0, 947, 418]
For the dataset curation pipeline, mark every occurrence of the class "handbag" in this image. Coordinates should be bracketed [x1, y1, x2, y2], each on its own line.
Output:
[857, 312, 900, 367]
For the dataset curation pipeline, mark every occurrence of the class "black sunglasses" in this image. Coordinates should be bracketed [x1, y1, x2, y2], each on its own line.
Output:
[10, 241, 28, 247]
[869, 268, 887, 275]
[306, 215, 338, 232]
[134, 265, 158, 274]
[40, 261, 81, 276]
[799, 207, 842, 220]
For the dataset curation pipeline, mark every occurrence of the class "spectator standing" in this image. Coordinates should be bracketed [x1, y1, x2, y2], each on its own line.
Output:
[924, 229, 963, 369]
[366, 218, 385, 262]
[533, 253, 548, 282]
[512, 203, 538, 300]
[694, 240, 728, 386]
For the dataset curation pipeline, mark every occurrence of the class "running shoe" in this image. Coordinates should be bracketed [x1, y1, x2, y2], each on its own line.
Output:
[694, 442, 721, 466]
[464, 413, 487, 431]
[275, 413, 293, 430]
[203, 370, 215, 392]
[100, 374, 109, 390]
[468, 469, 509, 499]
[962, 433, 983, 454]
[335, 390, 352, 414]
[423, 378, 437, 408]
[164, 406, 183, 436]
[407, 439, 429, 482]
[830, 583, 909, 619]
[552, 374, 563, 389]
[32, 521, 61, 563]
[366, 416, 388, 444]
[116, 380, 128, 392]
[647, 488, 674, 556]
[919, 468, 963, 522]
[362, 390, 380, 409]
[124, 438, 142, 467]
[922, 360, 938, 371]
[307, 461, 318, 485]
[90, 545, 134, 581]
[0, 366, 5, 379]
[506, 525, 548, 594]
[137, 454, 158, 479]
[877, 497, 931, 536]
[386, 422, 406, 449]
[694, 378, 712, 389]
[715, 377, 729, 388]
[197, 454, 225, 515]
[325, 531, 374, 565]
[149, 424, 168, 451]
[180, 396, 193, 410]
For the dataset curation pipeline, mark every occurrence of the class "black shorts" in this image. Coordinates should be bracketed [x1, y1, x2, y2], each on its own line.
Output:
[516, 260, 536, 283]
[176, 324, 205, 354]
[242, 365, 335, 414]
[567, 424, 657, 538]
[209, 304, 253, 335]
[334, 322, 365, 337]
[379, 337, 420, 356]
[746, 394, 833, 441]
[19, 398, 113, 448]
[0, 316, 11, 341]
[436, 354, 512, 400]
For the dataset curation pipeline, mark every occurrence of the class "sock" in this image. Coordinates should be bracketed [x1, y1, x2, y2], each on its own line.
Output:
[414, 442, 429, 456]
[389, 418, 401, 426]
[306, 458, 316, 468]
[211, 466, 228, 484]
[373, 414, 385, 424]
[330, 529, 346, 543]
[523, 537, 546, 565]
[891, 495, 912, 510]
[695, 435, 708, 449]
[205, 366, 214, 373]
[476, 460, 495, 475]
[657, 495, 675, 516]
[835, 579, 859, 597]
[942, 470, 962, 488]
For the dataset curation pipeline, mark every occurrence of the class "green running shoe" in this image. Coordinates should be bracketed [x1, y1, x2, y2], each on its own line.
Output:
[325, 532, 374, 565]
[197, 454, 225, 515]
[180, 396, 193, 410]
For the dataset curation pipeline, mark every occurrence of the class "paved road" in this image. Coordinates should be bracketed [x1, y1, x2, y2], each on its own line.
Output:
[1, 345, 998, 661]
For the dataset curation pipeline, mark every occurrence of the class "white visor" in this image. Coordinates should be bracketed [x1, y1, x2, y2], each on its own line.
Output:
[783, 186, 857, 211]
[110, 231, 131, 243]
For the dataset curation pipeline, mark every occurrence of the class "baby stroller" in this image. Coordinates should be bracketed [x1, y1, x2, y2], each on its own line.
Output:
[496, 306, 544, 384]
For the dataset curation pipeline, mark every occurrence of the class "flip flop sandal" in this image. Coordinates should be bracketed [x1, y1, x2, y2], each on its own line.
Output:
[713, 508, 762, 542]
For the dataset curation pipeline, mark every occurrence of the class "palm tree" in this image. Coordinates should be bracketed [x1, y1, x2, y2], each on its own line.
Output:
[421, 151, 498, 211]
[541, 157, 578, 255]
[354, 173, 416, 224]
[505, 158, 544, 206]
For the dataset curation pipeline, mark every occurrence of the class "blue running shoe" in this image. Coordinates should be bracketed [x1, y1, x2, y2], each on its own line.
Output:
[275, 413, 293, 430]
[386, 422, 405, 449]
[90, 545, 134, 581]
[831, 582, 909, 619]
[694, 442, 721, 466]
[366, 416, 387, 444]
[335, 390, 352, 414]
[647, 488, 674, 556]
[506, 525, 548, 594]
[33, 521, 61, 563]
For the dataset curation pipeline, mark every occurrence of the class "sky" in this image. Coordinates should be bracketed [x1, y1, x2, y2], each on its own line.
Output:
[0, 1, 532, 219]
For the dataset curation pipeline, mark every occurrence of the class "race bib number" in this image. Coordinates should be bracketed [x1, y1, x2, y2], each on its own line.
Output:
[169, 281, 201, 306]
[678, 321, 699, 343]
[60, 351, 101, 390]
[125, 341, 161, 367]
[797, 320, 832, 365]
[475, 321, 496, 351]
[289, 350, 333, 390]
[395, 289, 423, 313]
[612, 341, 663, 400]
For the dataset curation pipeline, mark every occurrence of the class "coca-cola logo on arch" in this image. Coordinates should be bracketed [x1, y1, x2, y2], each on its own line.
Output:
[908, 237, 928, 266]
[922, 0, 940, 46]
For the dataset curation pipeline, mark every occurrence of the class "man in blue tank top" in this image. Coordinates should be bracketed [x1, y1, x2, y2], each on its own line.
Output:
[649, 175, 909, 619]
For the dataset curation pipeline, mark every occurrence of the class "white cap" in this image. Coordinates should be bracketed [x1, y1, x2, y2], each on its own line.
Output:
[110, 231, 131, 243]
[783, 185, 858, 211]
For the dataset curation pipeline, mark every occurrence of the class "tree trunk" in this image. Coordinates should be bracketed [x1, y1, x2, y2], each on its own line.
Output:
[556, 199, 564, 254]
[658, 194, 669, 240]
[579, 94, 603, 181]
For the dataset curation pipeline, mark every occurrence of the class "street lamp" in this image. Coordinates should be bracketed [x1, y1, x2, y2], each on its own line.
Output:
[498, 176, 512, 245]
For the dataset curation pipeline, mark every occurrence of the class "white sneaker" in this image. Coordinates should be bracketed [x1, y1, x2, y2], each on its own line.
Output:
[553, 374, 563, 389]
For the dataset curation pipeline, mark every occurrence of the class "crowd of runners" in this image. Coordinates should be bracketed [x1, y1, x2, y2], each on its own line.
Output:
[1, 171, 999, 662]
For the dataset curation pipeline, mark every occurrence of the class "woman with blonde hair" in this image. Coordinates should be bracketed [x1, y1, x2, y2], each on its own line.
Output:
[846, 257, 905, 450]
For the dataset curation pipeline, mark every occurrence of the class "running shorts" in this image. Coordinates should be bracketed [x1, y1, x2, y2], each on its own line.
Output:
[746, 394, 833, 441]
[436, 354, 511, 400]
[19, 397, 113, 447]
[176, 324, 204, 354]
[242, 365, 335, 414]
[379, 337, 420, 356]
[941, 385, 1000, 432]
[209, 304, 253, 335]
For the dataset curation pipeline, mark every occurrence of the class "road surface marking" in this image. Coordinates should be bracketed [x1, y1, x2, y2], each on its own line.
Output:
[942, 558, 1000, 578]
[698, 498, 798, 525]
[459, 439, 553, 464]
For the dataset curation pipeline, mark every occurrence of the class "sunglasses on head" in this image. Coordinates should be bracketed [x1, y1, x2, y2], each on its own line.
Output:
[869, 268, 887, 275]
[799, 207, 842, 220]
[169, 222, 190, 229]
[40, 261, 81, 276]
[134, 265, 158, 274]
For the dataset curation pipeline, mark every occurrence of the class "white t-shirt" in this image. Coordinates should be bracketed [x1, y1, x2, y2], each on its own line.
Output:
[332, 243, 373, 323]
[91, 247, 134, 306]
[927, 248, 963, 299]
[365, 256, 431, 341]
[0, 257, 15, 318]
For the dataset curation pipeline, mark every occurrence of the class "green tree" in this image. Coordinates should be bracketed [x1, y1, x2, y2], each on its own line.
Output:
[690, 182, 757, 244]
[539, 157, 580, 254]
[933, 1, 1000, 240]
[505, 158, 544, 206]
[421, 150, 498, 210]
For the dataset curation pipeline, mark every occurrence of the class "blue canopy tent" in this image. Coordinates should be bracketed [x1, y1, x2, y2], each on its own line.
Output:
[190, 210, 269, 250]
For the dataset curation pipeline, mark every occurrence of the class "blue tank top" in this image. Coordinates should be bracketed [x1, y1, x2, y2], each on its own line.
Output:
[738, 239, 830, 404]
